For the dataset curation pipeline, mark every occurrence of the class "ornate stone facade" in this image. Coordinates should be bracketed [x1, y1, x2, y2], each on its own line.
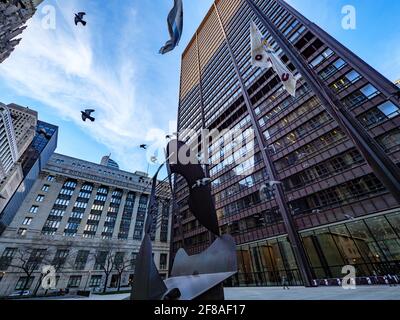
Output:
[0, 0, 43, 63]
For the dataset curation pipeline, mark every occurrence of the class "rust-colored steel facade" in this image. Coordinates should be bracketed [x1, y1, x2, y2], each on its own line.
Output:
[173, 0, 400, 286]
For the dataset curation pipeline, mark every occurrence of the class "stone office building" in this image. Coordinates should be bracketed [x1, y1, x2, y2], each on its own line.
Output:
[172, 0, 400, 287]
[0, 154, 171, 296]
[0, 0, 43, 63]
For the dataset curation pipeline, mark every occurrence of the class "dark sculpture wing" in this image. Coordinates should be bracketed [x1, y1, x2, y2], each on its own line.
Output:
[166, 140, 219, 235]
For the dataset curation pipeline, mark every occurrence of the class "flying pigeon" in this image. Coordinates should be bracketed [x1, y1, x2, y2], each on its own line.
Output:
[150, 156, 158, 163]
[74, 12, 87, 26]
[191, 178, 211, 189]
[81, 109, 95, 122]
[37, 128, 51, 139]
[140, 144, 148, 150]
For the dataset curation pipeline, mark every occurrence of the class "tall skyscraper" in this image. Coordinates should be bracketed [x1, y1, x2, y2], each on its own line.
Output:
[100, 155, 120, 170]
[0, 103, 18, 179]
[0, 0, 44, 63]
[0, 119, 58, 234]
[173, 0, 400, 287]
[0, 153, 171, 296]
[0, 103, 38, 214]
[7, 103, 37, 158]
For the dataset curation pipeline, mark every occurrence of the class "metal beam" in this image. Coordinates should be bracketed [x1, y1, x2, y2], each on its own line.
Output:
[214, 1, 315, 287]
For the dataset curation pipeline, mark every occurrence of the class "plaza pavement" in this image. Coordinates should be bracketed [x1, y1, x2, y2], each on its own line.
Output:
[39, 285, 399, 300]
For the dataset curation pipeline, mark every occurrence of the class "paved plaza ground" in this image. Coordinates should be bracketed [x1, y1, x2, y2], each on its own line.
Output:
[32, 285, 399, 300]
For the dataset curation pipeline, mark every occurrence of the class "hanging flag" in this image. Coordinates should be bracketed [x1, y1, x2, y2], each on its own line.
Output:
[268, 49, 297, 97]
[250, 21, 272, 69]
[250, 21, 297, 97]
[159, 0, 184, 54]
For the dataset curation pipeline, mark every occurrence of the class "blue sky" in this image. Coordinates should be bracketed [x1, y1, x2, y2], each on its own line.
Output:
[0, 0, 399, 176]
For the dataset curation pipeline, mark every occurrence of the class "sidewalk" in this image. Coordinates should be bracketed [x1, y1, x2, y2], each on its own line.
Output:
[50, 285, 400, 300]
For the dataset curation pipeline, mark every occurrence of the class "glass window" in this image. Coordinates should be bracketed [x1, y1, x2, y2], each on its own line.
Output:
[29, 206, 39, 214]
[22, 217, 32, 226]
[159, 254, 168, 270]
[89, 275, 102, 287]
[346, 220, 384, 263]
[365, 216, 400, 261]
[365, 216, 398, 241]
[377, 101, 400, 118]
[333, 58, 345, 69]
[15, 277, 34, 290]
[301, 232, 327, 278]
[360, 84, 379, 98]
[17, 228, 27, 236]
[378, 129, 400, 152]
[314, 228, 345, 270]
[386, 212, 400, 235]
[67, 275, 82, 288]
[328, 225, 366, 268]
[345, 70, 360, 82]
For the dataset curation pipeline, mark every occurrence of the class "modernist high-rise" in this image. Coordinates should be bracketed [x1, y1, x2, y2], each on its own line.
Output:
[0, 154, 171, 296]
[0, 103, 38, 214]
[0, 0, 44, 63]
[173, 0, 400, 287]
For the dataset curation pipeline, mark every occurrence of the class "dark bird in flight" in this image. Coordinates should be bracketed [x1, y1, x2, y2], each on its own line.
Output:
[191, 178, 211, 189]
[37, 128, 51, 140]
[140, 144, 148, 150]
[81, 109, 95, 122]
[74, 12, 87, 26]
[150, 156, 158, 163]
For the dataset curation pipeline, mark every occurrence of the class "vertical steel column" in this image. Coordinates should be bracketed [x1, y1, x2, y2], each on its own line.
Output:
[245, 0, 400, 204]
[195, 31, 217, 246]
[213, 1, 314, 287]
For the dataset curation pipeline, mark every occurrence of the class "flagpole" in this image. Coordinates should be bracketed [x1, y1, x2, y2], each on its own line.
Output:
[244, 0, 400, 204]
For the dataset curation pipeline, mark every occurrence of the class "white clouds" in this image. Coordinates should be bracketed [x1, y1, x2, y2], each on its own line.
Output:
[0, 1, 166, 172]
[0, 0, 216, 173]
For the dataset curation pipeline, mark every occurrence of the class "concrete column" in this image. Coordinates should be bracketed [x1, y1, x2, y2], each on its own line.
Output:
[128, 192, 141, 240]
[112, 190, 128, 239]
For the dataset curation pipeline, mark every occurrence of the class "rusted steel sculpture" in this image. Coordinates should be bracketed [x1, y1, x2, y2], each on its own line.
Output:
[131, 140, 237, 300]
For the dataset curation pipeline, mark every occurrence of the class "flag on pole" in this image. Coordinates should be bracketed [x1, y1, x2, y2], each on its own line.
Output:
[250, 21, 297, 97]
[250, 21, 272, 69]
[159, 0, 184, 54]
